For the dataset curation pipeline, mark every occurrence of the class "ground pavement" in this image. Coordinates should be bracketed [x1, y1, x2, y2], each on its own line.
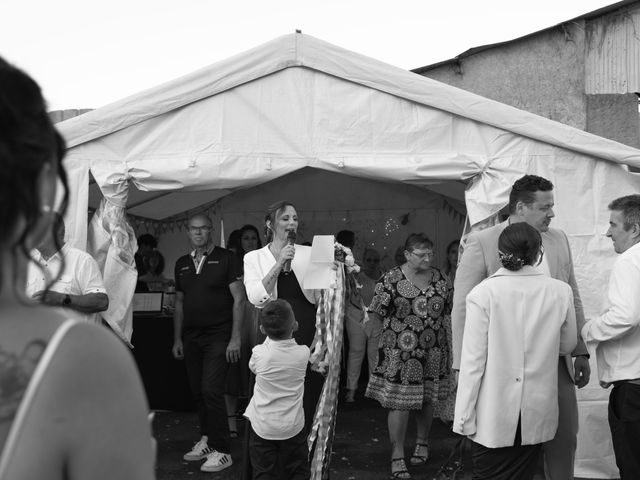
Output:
[152, 394, 558, 480]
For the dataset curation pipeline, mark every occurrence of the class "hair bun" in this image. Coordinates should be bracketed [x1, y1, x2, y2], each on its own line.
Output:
[499, 251, 526, 271]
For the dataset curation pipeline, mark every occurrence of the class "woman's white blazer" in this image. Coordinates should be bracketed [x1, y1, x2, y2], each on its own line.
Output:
[243, 244, 321, 307]
[453, 266, 577, 448]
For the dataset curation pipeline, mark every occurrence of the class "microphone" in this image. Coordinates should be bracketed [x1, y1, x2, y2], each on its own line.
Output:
[283, 228, 297, 273]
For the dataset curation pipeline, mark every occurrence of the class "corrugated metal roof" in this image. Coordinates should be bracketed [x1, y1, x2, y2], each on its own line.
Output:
[412, 0, 638, 74]
[585, 8, 640, 93]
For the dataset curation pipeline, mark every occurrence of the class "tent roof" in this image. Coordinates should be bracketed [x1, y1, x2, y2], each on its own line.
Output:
[57, 32, 640, 236]
[59, 32, 640, 166]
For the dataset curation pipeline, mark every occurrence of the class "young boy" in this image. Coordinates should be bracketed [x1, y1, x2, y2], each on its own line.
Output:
[244, 299, 311, 479]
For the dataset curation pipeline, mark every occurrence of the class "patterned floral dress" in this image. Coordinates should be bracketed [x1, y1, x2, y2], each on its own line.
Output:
[365, 266, 454, 412]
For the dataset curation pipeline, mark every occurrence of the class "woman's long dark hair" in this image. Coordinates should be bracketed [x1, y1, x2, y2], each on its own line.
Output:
[238, 224, 262, 257]
[0, 57, 69, 294]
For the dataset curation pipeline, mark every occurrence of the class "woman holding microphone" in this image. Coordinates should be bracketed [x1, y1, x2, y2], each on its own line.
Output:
[243, 201, 323, 432]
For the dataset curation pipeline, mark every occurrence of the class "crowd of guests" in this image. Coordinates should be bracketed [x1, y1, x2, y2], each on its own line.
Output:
[3, 55, 640, 480]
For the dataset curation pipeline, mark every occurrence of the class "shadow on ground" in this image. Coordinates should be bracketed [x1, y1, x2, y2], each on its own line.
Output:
[153, 394, 616, 480]
[154, 394, 550, 480]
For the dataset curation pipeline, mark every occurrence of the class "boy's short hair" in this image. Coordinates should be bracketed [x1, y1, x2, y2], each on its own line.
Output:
[260, 299, 295, 339]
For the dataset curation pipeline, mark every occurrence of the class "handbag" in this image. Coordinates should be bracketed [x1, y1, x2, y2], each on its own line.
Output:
[431, 435, 470, 480]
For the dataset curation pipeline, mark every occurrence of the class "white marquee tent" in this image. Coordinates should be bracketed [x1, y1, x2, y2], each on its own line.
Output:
[57, 32, 640, 478]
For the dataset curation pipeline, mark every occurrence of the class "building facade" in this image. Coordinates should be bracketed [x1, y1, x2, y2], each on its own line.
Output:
[413, 0, 640, 149]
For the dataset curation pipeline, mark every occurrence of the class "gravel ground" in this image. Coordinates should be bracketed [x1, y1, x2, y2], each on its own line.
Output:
[152, 395, 548, 480]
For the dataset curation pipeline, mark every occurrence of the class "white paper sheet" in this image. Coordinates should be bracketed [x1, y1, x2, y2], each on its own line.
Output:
[304, 235, 335, 290]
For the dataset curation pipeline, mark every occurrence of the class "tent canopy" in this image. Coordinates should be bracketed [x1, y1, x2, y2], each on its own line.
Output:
[59, 32, 640, 233]
[56, 29, 640, 326]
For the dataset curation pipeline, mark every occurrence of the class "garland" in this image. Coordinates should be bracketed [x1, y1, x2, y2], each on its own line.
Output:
[307, 258, 349, 479]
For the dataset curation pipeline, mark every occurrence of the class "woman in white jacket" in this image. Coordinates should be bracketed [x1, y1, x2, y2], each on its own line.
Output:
[454, 222, 577, 480]
[243, 201, 323, 433]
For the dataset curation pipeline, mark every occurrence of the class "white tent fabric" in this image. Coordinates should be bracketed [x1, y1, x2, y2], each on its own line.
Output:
[57, 32, 640, 478]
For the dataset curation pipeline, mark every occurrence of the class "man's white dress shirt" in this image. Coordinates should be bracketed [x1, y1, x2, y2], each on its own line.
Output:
[582, 242, 640, 384]
[26, 244, 107, 324]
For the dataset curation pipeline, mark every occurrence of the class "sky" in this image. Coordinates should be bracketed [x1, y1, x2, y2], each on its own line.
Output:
[2, 0, 617, 110]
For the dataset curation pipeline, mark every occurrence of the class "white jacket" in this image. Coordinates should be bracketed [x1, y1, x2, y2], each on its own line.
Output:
[243, 244, 321, 307]
[453, 266, 577, 448]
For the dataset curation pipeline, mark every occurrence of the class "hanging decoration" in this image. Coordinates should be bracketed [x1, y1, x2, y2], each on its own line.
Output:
[441, 198, 466, 224]
[307, 243, 359, 479]
[127, 199, 222, 235]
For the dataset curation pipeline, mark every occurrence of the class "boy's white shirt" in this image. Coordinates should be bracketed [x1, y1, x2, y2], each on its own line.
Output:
[244, 337, 310, 440]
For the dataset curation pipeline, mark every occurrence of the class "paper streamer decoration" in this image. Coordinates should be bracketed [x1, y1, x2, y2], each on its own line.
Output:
[307, 265, 346, 480]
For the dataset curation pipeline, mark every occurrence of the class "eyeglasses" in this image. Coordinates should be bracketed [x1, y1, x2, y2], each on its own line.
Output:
[188, 226, 212, 233]
[409, 249, 434, 260]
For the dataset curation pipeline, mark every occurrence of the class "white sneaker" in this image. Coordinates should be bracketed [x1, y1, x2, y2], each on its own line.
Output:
[183, 438, 213, 461]
[200, 450, 233, 472]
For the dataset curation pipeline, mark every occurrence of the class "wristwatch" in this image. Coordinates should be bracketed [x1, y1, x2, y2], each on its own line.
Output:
[62, 294, 72, 306]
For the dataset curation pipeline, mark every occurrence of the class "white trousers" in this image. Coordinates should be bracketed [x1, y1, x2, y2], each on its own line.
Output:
[344, 305, 382, 391]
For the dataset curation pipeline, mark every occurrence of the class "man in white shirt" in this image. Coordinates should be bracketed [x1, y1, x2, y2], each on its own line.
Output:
[26, 213, 108, 324]
[244, 299, 310, 479]
[582, 194, 640, 479]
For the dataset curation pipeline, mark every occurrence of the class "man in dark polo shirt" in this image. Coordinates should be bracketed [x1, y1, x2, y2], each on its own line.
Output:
[172, 214, 245, 473]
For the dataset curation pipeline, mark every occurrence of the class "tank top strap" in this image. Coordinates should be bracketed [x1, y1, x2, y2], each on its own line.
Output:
[0, 319, 76, 476]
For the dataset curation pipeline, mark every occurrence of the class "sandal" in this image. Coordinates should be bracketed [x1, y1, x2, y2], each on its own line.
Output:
[391, 457, 411, 479]
[409, 441, 429, 466]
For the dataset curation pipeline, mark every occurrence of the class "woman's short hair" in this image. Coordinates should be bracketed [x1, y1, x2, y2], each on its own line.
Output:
[0, 57, 68, 292]
[264, 200, 296, 242]
[404, 233, 433, 252]
[498, 223, 542, 271]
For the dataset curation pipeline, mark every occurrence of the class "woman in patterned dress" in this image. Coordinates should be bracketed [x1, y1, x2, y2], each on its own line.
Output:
[365, 233, 453, 479]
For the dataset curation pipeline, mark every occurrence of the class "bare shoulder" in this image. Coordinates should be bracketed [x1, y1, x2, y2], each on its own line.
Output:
[46, 322, 148, 405]
[0, 306, 67, 443]
[0, 311, 154, 480]
[24, 323, 155, 479]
